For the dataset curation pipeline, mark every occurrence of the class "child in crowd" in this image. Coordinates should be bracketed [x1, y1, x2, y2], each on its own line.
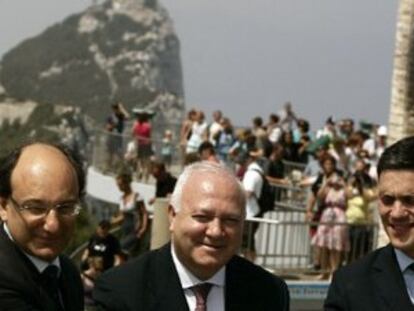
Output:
[161, 129, 173, 168]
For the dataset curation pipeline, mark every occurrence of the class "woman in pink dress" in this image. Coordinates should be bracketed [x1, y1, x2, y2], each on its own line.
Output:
[311, 173, 349, 278]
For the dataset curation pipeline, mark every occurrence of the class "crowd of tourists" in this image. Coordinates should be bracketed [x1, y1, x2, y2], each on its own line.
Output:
[100, 101, 388, 279]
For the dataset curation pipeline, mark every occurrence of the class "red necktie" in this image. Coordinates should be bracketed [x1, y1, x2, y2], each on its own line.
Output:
[191, 283, 212, 311]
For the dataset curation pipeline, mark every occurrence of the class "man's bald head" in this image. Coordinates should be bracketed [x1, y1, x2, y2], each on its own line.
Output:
[0, 142, 85, 200]
[0, 142, 85, 261]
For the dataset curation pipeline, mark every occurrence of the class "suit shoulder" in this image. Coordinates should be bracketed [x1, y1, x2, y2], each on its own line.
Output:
[60, 254, 82, 280]
[60, 254, 79, 269]
[334, 246, 387, 279]
[228, 256, 290, 310]
[325, 246, 392, 310]
[96, 248, 157, 286]
[229, 256, 288, 289]
[93, 248, 163, 310]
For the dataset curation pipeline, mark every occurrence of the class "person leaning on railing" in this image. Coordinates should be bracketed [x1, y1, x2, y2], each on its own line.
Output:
[148, 161, 177, 206]
[112, 173, 148, 256]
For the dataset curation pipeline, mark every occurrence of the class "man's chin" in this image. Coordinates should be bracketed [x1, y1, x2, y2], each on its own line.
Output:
[28, 246, 60, 262]
[388, 235, 414, 254]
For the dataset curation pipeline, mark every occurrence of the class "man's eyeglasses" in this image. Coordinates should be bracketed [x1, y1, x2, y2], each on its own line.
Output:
[9, 197, 81, 218]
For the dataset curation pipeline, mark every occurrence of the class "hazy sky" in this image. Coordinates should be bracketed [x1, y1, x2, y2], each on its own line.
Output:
[0, 0, 399, 129]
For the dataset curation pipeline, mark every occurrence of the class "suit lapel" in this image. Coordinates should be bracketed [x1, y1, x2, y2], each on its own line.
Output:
[372, 245, 414, 311]
[225, 257, 251, 311]
[59, 259, 80, 311]
[148, 244, 190, 311]
[0, 226, 57, 310]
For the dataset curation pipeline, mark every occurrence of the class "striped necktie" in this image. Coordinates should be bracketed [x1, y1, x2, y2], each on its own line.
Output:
[191, 283, 212, 311]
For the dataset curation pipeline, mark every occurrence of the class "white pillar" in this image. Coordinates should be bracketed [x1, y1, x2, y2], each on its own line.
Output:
[150, 198, 171, 250]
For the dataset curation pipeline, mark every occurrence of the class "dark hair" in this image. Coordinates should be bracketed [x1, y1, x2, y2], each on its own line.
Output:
[320, 154, 337, 167]
[377, 136, 414, 178]
[253, 116, 263, 127]
[0, 141, 85, 199]
[298, 119, 310, 132]
[116, 172, 132, 184]
[98, 220, 111, 230]
[152, 161, 166, 172]
[269, 114, 280, 123]
[198, 141, 216, 155]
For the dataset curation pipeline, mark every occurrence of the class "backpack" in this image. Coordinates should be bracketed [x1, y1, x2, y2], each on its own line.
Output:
[251, 169, 276, 216]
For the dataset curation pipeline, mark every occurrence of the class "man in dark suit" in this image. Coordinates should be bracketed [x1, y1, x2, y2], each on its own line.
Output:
[0, 142, 85, 310]
[325, 136, 414, 310]
[94, 161, 289, 310]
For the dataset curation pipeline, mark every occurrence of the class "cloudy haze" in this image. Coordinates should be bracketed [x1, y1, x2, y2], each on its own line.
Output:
[0, 0, 399, 129]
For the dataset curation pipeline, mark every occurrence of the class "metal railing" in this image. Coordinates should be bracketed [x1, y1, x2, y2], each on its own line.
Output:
[272, 182, 309, 209]
[245, 213, 379, 274]
[91, 128, 184, 177]
[90, 124, 313, 179]
[283, 160, 307, 178]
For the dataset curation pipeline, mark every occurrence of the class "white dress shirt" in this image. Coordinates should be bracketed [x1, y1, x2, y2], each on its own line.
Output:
[395, 248, 414, 304]
[171, 245, 225, 311]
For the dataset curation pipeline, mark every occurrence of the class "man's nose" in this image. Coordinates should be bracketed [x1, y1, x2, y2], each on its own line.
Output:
[43, 210, 61, 233]
[206, 218, 224, 237]
[390, 201, 409, 219]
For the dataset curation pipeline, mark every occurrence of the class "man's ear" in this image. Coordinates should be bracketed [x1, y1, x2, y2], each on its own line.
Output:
[168, 205, 176, 231]
[0, 197, 8, 222]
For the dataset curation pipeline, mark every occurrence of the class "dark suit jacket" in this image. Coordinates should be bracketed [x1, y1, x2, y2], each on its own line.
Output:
[325, 244, 414, 311]
[0, 226, 84, 311]
[93, 243, 290, 311]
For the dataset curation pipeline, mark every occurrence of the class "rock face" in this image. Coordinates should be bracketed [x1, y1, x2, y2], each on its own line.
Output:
[0, 100, 38, 127]
[0, 0, 185, 124]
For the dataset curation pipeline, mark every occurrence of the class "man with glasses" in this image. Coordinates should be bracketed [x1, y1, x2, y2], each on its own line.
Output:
[325, 136, 414, 310]
[0, 142, 85, 310]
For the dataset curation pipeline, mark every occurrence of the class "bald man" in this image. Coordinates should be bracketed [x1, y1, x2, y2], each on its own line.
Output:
[94, 162, 289, 311]
[0, 142, 85, 311]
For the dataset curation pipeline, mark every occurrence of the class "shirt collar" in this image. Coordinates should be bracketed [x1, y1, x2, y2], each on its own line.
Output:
[171, 244, 225, 289]
[3, 223, 61, 274]
[395, 248, 414, 273]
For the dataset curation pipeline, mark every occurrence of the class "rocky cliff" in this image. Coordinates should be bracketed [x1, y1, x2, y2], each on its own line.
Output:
[0, 0, 185, 124]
